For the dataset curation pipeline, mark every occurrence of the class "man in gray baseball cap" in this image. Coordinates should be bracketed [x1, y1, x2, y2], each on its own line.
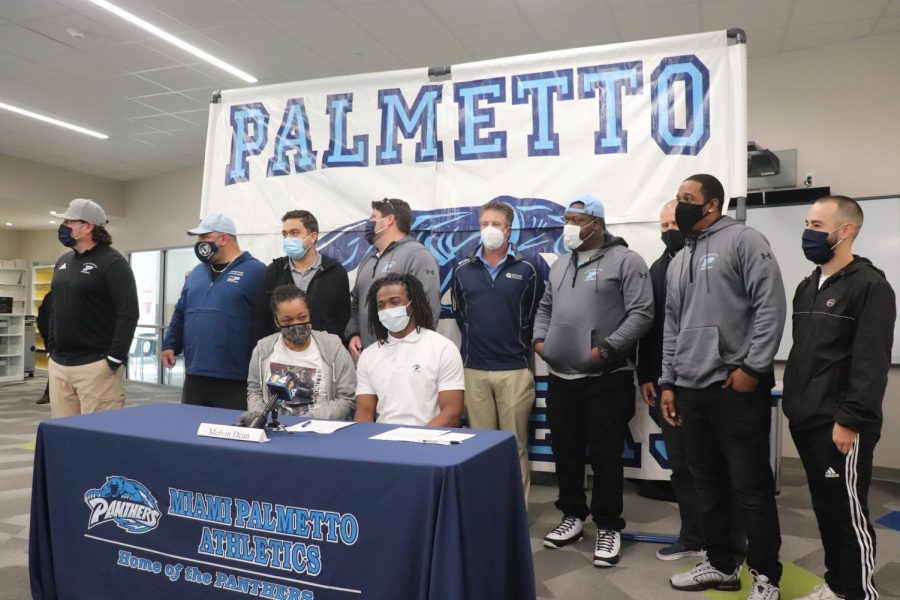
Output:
[47, 198, 138, 418]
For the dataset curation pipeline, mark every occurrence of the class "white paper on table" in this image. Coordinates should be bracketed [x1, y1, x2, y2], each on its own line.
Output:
[435, 432, 475, 443]
[285, 420, 355, 434]
[369, 427, 450, 442]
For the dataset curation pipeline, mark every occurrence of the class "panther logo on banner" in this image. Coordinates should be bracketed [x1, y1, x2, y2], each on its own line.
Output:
[84, 476, 162, 534]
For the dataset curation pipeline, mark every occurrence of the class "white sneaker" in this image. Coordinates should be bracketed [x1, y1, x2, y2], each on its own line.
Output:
[794, 584, 840, 600]
[543, 516, 583, 548]
[670, 559, 742, 591]
[747, 571, 780, 600]
[593, 529, 621, 567]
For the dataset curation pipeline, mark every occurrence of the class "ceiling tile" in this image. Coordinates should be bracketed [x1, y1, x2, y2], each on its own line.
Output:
[515, 0, 612, 20]
[142, 0, 257, 31]
[103, 73, 172, 97]
[235, 0, 333, 19]
[613, 2, 701, 41]
[133, 65, 219, 91]
[873, 15, 900, 33]
[744, 28, 786, 58]
[701, 0, 794, 32]
[169, 108, 210, 126]
[0, 23, 74, 59]
[782, 19, 878, 52]
[129, 113, 196, 132]
[17, 10, 139, 48]
[79, 1, 196, 36]
[343, 0, 445, 38]
[81, 41, 184, 72]
[530, 13, 621, 51]
[32, 51, 127, 80]
[454, 21, 545, 59]
[0, 0, 71, 22]
[423, 0, 525, 28]
[379, 30, 473, 68]
[607, 0, 693, 8]
[790, 0, 888, 26]
[130, 92, 204, 113]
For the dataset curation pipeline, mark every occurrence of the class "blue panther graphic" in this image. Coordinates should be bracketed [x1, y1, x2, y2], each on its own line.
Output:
[84, 476, 161, 534]
[317, 196, 566, 317]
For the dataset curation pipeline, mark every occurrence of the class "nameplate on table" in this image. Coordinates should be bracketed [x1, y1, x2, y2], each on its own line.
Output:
[197, 423, 269, 443]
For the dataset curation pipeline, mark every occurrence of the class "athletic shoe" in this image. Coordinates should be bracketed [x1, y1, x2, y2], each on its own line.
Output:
[656, 541, 704, 561]
[747, 571, 780, 600]
[794, 584, 840, 600]
[593, 529, 621, 567]
[543, 516, 583, 548]
[670, 559, 741, 591]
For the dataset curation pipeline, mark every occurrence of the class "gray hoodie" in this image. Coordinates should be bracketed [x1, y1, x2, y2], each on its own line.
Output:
[532, 233, 654, 375]
[346, 236, 441, 348]
[660, 216, 786, 390]
[247, 330, 356, 420]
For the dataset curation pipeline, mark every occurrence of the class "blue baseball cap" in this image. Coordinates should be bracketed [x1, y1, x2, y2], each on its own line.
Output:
[187, 213, 237, 236]
[566, 195, 605, 219]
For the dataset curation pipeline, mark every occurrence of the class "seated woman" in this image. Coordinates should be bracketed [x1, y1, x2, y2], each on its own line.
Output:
[354, 273, 464, 427]
[247, 284, 355, 420]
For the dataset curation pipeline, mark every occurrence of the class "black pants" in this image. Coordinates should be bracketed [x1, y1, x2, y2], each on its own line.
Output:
[661, 412, 747, 554]
[546, 372, 634, 531]
[678, 385, 781, 584]
[181, 374, 248, 411]
[791, 423, 879, 599]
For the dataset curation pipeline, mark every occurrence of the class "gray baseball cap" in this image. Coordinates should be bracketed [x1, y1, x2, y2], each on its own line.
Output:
[54, 198, 108, 226]
[187, 213, 237, 236]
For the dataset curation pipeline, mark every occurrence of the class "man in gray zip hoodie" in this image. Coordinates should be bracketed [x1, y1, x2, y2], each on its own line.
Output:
[248, 285, 356, 421]
[660, 174, 786, 600]
[532, 196, 653, 568]
[346, 198, 441, 359]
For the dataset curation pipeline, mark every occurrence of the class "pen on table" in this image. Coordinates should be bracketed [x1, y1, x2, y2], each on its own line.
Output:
[299, 420, 312, 429]
[422, 439, 460, 445]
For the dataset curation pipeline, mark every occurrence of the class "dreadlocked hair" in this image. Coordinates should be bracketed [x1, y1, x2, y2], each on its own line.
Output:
[366, 272, 434, 344]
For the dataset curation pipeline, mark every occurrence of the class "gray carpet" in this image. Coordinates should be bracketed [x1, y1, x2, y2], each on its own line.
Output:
[2, 376, 898, 599]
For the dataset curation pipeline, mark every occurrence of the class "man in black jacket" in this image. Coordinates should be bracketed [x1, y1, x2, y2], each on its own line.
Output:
[785, 195, 895, 600]
[255, 210, 350, 341]
[48, 198, 139, 418]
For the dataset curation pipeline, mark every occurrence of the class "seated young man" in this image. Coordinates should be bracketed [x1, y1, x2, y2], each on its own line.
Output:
[247, 284, 356, 420]
[354, 273, 464, 427]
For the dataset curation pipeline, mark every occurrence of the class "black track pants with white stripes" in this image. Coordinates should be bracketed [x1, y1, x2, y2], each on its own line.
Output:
[790, 423, 880, 599]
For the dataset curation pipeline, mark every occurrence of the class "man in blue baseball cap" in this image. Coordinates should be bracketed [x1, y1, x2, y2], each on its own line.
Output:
[533, 194, 654, 568]
[161, 213, 265, 409]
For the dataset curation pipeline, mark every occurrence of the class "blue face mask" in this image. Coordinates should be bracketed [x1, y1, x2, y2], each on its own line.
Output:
[283, 236, 310, 260]
[58, 223, 86, 248]
[364, 216, 388, 245]
[802, 227, 844, 265]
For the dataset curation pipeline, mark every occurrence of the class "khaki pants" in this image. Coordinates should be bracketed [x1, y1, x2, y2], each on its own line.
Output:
[48, 358, 126, 418]
[464, 368, 535, 500]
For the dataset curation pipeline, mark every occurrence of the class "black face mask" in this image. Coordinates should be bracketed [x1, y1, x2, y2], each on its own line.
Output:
[194, 241, 218, 263]
[661, 230, 685, 254]
[674, 201, 710, 235]
[57, 224, 77, 247]
[801, 228, 842, 265]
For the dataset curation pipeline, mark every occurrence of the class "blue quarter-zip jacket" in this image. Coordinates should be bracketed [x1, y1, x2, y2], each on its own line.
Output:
[162, 252, 265, 381]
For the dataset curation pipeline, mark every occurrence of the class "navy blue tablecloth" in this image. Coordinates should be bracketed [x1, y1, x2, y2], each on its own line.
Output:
[29, 404, 535, 600]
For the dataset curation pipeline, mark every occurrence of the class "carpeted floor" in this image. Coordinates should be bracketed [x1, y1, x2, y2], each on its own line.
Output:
[2, 376, 898, 599]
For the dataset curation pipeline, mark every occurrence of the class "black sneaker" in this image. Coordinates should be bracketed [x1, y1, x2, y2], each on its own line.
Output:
[656, 541, 704, 561]
[543, 516, 583, 548]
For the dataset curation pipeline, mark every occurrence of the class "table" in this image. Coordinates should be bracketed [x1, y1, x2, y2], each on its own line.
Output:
[29, 404, 535, 600]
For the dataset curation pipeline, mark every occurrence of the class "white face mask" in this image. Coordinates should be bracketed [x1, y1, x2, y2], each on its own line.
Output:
[480, 225, 506, 251]
[378, 302, 411, 333]
[563, 223, 591, 250]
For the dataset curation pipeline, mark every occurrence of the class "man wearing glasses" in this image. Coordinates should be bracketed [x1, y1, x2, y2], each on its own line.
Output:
[346, 198, 440, 359]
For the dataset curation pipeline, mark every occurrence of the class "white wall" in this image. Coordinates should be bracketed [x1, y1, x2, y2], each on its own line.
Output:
[747, 32, 900, 197]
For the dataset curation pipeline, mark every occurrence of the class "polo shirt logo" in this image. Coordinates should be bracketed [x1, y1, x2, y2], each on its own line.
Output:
[412, 364, 422, 373]
[826, 298, 836, 308]
[505, 272, 523, 280]
[81, 262, 98, 275]
[584, 269, 601, 282]
[381, 261, 395, 272]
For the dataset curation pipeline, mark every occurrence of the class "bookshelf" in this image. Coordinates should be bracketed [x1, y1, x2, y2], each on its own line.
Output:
[0, 259, 27, 382]
[32, 263, 54, 371]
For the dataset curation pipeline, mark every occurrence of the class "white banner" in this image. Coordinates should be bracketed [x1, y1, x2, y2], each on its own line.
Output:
[202, 31, 747, 481]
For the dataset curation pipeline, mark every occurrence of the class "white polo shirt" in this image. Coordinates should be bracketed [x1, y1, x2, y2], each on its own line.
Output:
[356, 328, 465, 426]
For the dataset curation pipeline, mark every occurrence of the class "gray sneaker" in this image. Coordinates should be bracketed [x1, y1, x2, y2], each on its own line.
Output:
[747, 571, 780, 600]
[670, 559, 741, 591]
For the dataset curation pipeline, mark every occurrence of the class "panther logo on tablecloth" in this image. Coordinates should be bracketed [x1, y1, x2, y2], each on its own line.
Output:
[84, 476, 161, 534]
